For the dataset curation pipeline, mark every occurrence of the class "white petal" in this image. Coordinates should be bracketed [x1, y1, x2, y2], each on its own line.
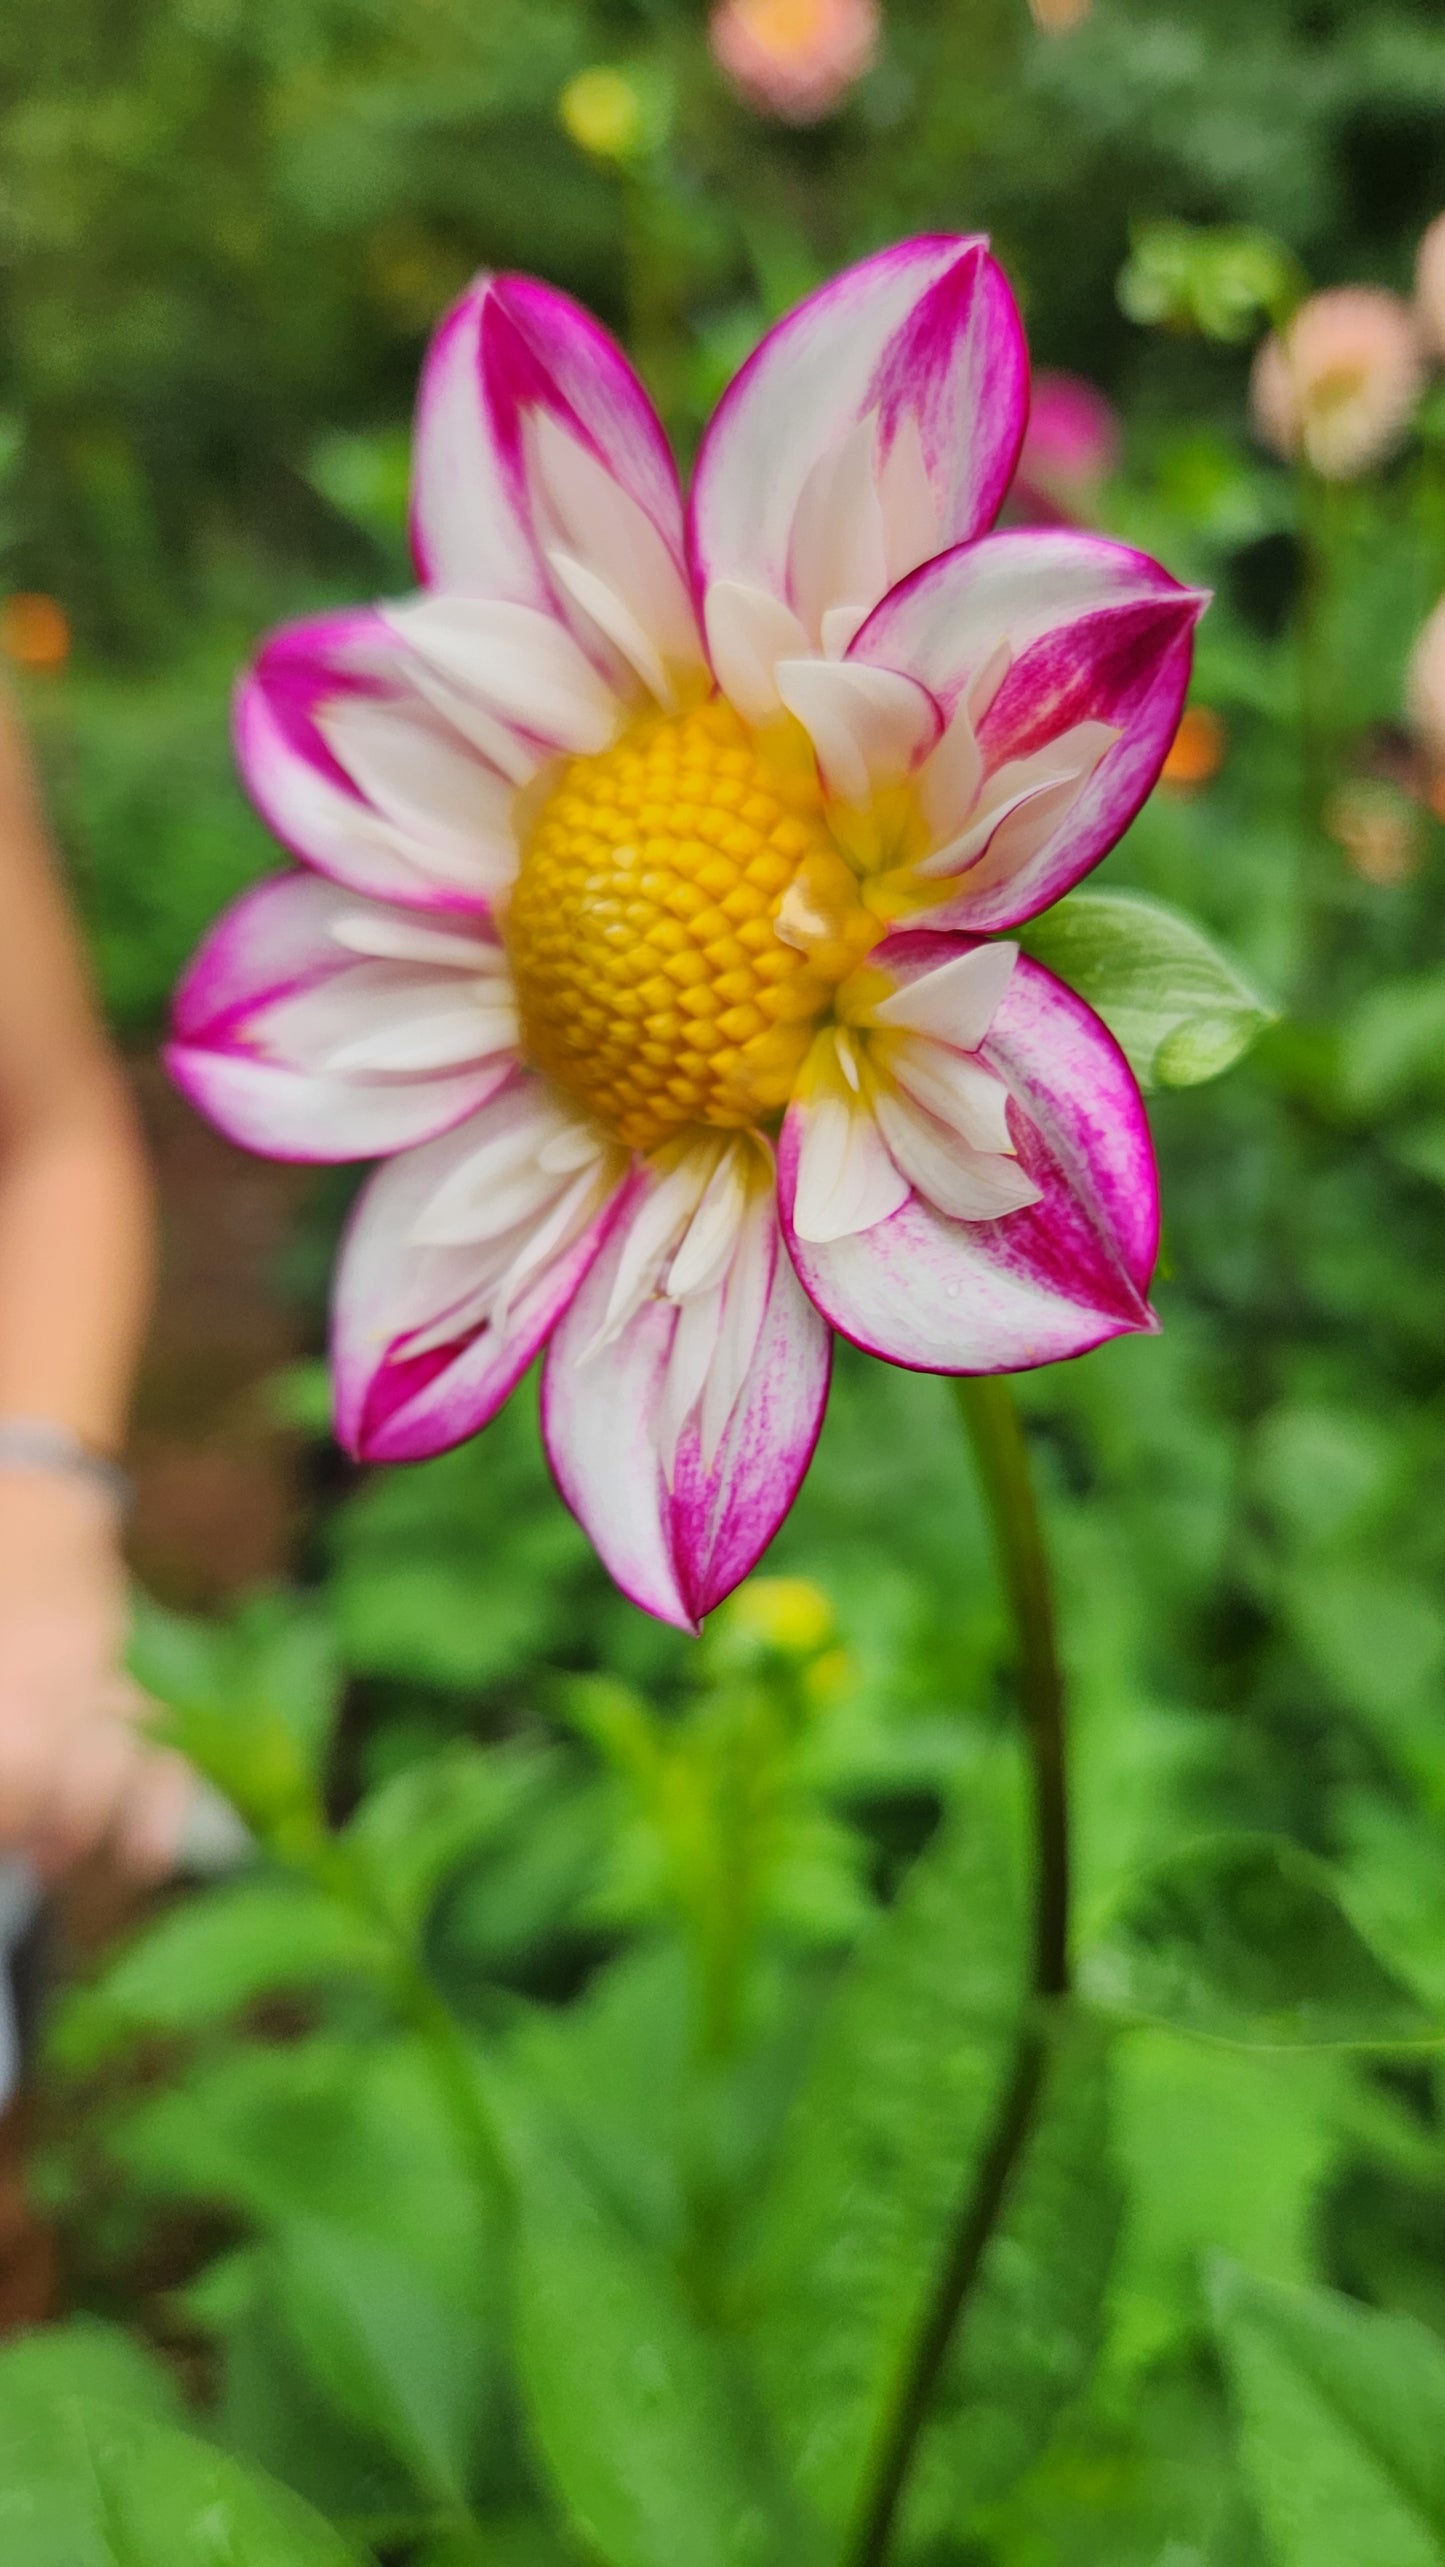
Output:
[775, 657, 940, 805]
[592, 1142, 721, 1346]
[666, 1140, 751, 1301]
[919, 721, 1118, 882]
[878, 1033, 1016, 1158]
[862, 942, 1020, 1049]
[328, 911, 504, 970]
[872, 1084, 1041, 1222]
[703, 580, 813, 725]
[786, 415, 890, 652]
[791, 1049, 912, 1245]
[698, 1191, 775, 1469]
[325, 996, 518, 1076]
[547, 549, 673, 706]
[526, 409, 701, 670]
[385, 597, 621, 754]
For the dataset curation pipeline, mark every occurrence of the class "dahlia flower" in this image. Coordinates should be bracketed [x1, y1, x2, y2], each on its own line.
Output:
[709, 0, 880, 124]
[170, 238, 1203, 1629]
[1251, 288, 1425, 482]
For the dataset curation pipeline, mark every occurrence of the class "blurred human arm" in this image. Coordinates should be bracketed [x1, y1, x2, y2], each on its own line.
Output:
[0, 688, 187, 1877]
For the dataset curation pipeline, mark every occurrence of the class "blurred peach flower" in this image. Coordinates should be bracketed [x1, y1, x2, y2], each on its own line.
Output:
[0, 595, 70, 675]
[1407, 594, 1445, 765]
[1416, 213, 1445, 360]
[1028, 0, 1092, 28]
[1324, 780, 1423, 888]
[1008, 370, 1119, 525]
[1160, 705, 1227, 794]
[1251, 288, 1424, 480]
[710, 0, 880, 123]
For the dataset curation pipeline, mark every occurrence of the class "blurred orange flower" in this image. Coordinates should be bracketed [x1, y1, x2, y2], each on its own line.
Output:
[710, 0, 880, 123]
[1161, 704, 1226, 793]
[1416, 212, 1445, 360]
[1028, 0, 1092, 28]
[0, 594, 71, 675]
[1250, 288, 1424, 480]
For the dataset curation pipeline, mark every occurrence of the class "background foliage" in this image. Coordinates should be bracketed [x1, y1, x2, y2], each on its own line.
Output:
[4, 0, 1445, 2560]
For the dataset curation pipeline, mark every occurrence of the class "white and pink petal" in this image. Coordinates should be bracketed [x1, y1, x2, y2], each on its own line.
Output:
[543, 1155, 831, 1631]
[166, 873, 514, 1162]
[852, 531, 1206, 930]
[332, 1079, 621, 1464]
[236, 611, 522, 913]
[781, 939, 1159, 1375]
[690, 237, 1028, 698]
[410, 274, 700, 687]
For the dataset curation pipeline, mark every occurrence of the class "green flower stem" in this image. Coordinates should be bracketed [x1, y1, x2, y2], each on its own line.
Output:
[954, 1376, 1071, 2003]
[847, 1375, 1071, 2567]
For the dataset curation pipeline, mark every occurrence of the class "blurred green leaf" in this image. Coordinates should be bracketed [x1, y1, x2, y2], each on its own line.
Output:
[1083, 1835, 1433, 2048]
[345, 1740, 557, 1942]
[899, 2018, 1122, 2542]
[1020, 890, 1275, 1090]
[0, 2347, 358, 2563]
[507, 2102, 792, 2567]
[750, 1755, 1027, 2533]
[1212, 2262, 1445, 2566]
[130, 1591, 342, 1852]
[270, 2218, 487, 2513]
[50, 1878, 394, 2071]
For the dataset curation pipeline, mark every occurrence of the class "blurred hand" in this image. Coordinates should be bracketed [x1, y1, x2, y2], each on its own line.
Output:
[0, 1471, 190, 1881]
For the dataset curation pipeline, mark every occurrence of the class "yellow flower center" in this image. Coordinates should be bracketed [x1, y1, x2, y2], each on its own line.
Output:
[506, 697, 878, 1152]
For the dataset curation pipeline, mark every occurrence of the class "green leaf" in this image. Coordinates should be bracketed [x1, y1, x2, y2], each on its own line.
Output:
[0, 2368, 358, 2564]
[1212, 2262, 1445, 2566]
[1082, 1834, 1433, 2047]
[506, 2104, 788, 2567]
[50, 1879, 394, 2070]
[1019, 890, 1275, 1090]
[0, 2324, 180, 2427]
[269, 2217, 488, 2511]
[345, 1742, 553, 1941]
[129, 1591, 342, 1852]
[749, 1754, 1028, 2533]
[110, 2034, 504, 2494]
[899, 2018, 1121, 2541]
[1338, 970, 1445, 1117]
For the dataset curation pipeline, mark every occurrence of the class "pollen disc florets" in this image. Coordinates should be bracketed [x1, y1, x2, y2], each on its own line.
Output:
[505, 698, 877, 1151]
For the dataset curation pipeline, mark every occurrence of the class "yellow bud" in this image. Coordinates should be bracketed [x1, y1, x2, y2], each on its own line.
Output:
[559, 67, 648, 162]
[727, 1576, 835, 1657]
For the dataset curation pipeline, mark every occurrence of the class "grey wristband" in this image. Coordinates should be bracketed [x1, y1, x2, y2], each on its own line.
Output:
[0, 1419, 132, 1511]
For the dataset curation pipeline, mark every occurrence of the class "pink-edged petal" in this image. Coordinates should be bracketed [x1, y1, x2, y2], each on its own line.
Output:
[167, 872, 512, 1163]
[851, 531, 1206, 929]
[542, 1175, 832, 1631]
[236, 610, 521, 914]
[410, 275, 700, 680]
[332, 1081, 619, 1464]
[780, 939, 1159, 1375]
[689, 238, 1027, 671]
[774, 658, 942, 803]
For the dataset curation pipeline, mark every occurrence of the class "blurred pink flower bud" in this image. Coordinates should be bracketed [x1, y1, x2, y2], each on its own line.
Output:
[1416, 213, 1445, 360]
[1008, 370, 1119, 525]
[1407, 594, 1445, 763]
[1251, 288, 1424, 480]
[710, 0, 880, 124]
